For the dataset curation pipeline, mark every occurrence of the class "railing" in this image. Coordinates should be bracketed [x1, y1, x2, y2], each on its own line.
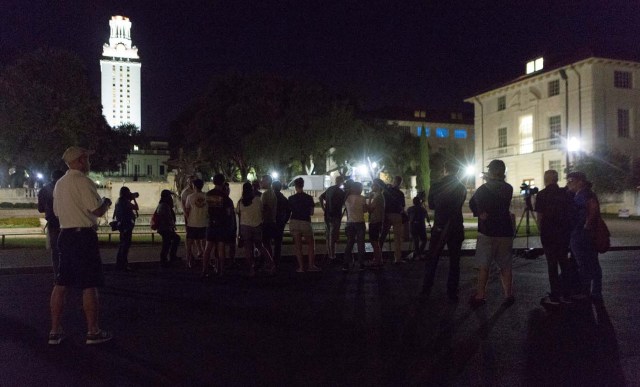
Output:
[486, 137, 563, 159]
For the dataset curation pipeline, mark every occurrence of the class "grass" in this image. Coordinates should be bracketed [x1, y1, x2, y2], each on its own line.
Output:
[0, 217, 41, 228]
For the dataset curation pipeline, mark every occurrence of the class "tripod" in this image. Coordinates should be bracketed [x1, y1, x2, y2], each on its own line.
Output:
[514, 194, 540, 259]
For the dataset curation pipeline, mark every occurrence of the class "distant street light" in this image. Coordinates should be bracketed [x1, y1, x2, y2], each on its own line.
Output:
[567, 136, 581, 152]
[465, 165, 475, 177]
[270, 171, 279, 179]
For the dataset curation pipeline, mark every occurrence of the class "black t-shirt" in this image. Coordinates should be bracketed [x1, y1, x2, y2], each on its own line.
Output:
[469, 179, 514, 237]
[206, 187, 234, 229]
[320, 185, 345, 218]
[383, 186, 405, 214]
[428, 175, 467, 227]
[288, 192, 315, 222]
[534, 183, 573, 241]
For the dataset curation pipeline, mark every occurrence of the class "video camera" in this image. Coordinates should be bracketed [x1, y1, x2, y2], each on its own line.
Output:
[130, 192, 140, 200]
[520, 183, 538, 198]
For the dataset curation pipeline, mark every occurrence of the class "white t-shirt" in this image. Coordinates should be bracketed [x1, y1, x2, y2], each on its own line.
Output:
[345, 194, 366, 223]
[185, 191, 208, 228]
[53, 169, 103, 228]
[237, 197, 263, 227]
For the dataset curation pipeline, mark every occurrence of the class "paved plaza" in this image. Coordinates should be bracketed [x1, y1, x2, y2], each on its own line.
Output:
[1, 239, 639, 385]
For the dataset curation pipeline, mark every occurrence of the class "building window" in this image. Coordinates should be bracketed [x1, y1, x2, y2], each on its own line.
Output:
[424, 127, 430, 137]
[618, 109, 630, 138]
[159, 166, 165, 175]
[436, 128, 449, 138]
[498, 127, 507, 148]
[147, 165, 152, 176]
[417, 126, 422, 136]
[614, 71, 632, 89]
[549, 115, 562, 144]
[414, 110, 426, 118]
[497, 96, 506, 111]
[548, 80, 560, 97]
[519, 115, 533, 154]
[454, 129, 467, 139]
[549, 160, 561, 172]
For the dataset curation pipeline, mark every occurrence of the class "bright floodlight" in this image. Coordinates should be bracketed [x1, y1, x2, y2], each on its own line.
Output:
[371, 161, 378, 169]
[567, 137, 581, 152]
[37, 173, 44, 180]
[465, 165, 475, 176]
[271, 171, 279, 179]
[356, 164, 368, 176]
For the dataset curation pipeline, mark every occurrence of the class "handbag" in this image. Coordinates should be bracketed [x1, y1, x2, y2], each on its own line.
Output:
[109, 220, 120, 231]
[591, 215, 611, 254]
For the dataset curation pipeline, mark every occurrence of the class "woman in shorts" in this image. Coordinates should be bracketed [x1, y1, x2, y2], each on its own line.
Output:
[236, 182, 275, 276]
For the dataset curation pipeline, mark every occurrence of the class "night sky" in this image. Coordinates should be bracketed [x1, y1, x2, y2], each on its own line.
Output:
[2, 0, 639, 135]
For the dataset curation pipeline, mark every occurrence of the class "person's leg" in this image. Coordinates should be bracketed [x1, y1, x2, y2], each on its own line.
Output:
[170, 232, 181, 260]
[262, 223, 274, 259]
[446, 232, 464, 298]
[117, 230, 133, 268]
[49, 227, 61, 282]
[203, 240, 214, 274]
[476, 266, 490, 299]
[496, 236, 514, 298]
[471, 233, 492, 301]
[216, 241, 226, 275]
[392, 215, 404, 262]
[186, 235, 194, 263]
[344, 223, 355, 270]
[571, 232, 594, 296]
[273, 224, 284, 265]
[543, 243, 562, 298]
[50, 285, 67, 333]
[82, 287, 100, 333]
[411, 225, 420, 258]
[159, 232, 170, 265]
[324, 218, 333, 259]
[307, 230, 318, 269]
[592, 256, 603, 299]
[418, 226, 428, 255]
[356, 223, 366, 268]
[293, 232, 305, 271]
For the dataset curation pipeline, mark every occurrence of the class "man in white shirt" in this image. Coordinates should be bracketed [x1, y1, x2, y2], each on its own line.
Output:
[48, 146, 113, 345]
[184, 179, 208, 268]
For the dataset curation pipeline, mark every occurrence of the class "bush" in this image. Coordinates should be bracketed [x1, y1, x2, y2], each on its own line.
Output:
[0, 202, 14, 208]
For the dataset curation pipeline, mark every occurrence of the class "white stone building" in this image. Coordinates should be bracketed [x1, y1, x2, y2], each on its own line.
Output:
[465, 55, 640, 190]
[100, 15, 142, 130]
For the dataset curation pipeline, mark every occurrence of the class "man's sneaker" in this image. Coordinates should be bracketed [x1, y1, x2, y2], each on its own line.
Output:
[48, 331, 65, 345]
[86, 330, 113, 345]
[307, 265, 321, 272]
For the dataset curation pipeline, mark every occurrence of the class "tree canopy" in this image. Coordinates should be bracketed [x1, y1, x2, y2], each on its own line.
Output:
[571, 147, 634, 194]
[0, 48, 134, 185]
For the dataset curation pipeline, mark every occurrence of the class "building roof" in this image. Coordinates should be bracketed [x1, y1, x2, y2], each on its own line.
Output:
[465, 48, 640, 101]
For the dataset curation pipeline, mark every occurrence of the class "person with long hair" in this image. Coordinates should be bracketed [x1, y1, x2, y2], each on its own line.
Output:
[156, 190, 181, 268]
[236, 182, 275, 276]
[114, 186, 139, 271]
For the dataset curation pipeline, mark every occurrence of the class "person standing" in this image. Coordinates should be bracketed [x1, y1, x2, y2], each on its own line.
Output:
[367, 179, 386, 268]
[534, 170, 575, 306]
[288, 177, 319, 272]
[343, 182, 367, 271]
[181, 175, 200, 262]
[203, 175, 235, 277]
[237, 182, 275, 276]
[49, 146, 113, 345]
[566, 171, 604, 303]
[114, 186, 139, 271]
[319, 175, 346, 261]
[272, 180, 291, 265]
[156, 190, 181, 268]
[380, 176, 406, 264]
[407, 197, 428, 260]
[260, 175, 278, 259]
[421, 162, 467, 301]
[185, 179, 208, 269]
[37, 169, 64, 282]
[468, 160, 515, 308]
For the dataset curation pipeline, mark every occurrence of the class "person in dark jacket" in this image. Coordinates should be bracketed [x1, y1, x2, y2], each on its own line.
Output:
[421, 162, 467, 301]
[468, 160, 514, 308]
[114, 186, 139, 271]
[156, 190, 181, 267]
[272, 180, 291, 264]
[535, 169, 576, 306]
[37, 169, 65, 282]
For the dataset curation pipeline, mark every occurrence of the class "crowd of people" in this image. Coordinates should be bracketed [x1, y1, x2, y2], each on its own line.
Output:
[41, 146, 606, 345]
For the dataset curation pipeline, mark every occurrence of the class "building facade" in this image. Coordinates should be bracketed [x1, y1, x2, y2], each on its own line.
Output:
[103, 140, 170, 181]
[100, 15, 142, 130]
[466, 56, 640, 190]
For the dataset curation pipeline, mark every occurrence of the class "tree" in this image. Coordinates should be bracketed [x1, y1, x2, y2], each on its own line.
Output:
[570, 147, 633, 194]
[0, 48, 132, 183]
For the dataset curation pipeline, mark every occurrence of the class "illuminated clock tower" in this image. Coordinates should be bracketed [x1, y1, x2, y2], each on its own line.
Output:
[100, 15, 141, 130]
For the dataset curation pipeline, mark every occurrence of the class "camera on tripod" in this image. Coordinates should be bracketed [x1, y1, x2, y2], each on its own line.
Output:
[519, 183, 539, 197]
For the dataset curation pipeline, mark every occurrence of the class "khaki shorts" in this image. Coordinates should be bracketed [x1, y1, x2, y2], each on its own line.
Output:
[475, 233, 513, 269]
[289, 219, 314, 239]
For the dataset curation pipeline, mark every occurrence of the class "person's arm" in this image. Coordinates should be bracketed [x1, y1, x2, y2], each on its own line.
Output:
[584, 197, 599, 230]
[91, 198, 112, 217]
[309, 196, 315, 216]
[184, 197, 191, 222]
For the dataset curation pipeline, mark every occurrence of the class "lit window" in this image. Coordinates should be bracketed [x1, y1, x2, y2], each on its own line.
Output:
[424, 127, 430, 137]
[497, 96, 506, 111]
[436, 128, 449, 138]
[614, 71, 632, 89]
[618, 109, 630, 138]
[417, 126, 422, 136]
[549, 160, 561, 172]
[548, 80, 560, 97]
[519, 115, 533, 154]
[454, 129, 467, 139]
